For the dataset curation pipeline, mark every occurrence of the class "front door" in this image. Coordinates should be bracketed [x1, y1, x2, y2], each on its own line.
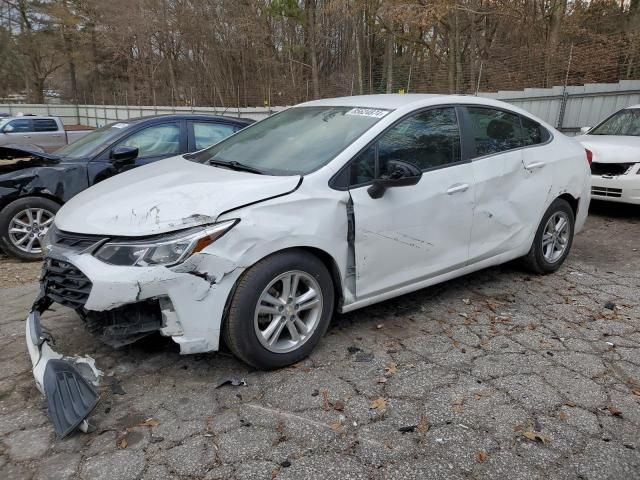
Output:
[88, 121, 186, 184]
[346, 107, 474, 299]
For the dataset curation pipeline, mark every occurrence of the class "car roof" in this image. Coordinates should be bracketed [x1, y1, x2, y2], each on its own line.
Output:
[1, 115, 58, 121]
[625, 104, 640, 109]
[112, 114, 253, 126]
[297, 94, 527, 112]
[299, 94, 443, 109]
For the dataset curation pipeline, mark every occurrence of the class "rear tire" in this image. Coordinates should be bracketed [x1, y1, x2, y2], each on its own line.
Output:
[223, 250, 334, 370]
[521, 198, 575, 274]
[0, 196, 59, 261]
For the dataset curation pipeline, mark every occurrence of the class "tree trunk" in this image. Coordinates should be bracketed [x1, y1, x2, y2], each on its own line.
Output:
[545, 0, 567, 87]
[305, 0, 320, 99]
[385, 29, 394, 93]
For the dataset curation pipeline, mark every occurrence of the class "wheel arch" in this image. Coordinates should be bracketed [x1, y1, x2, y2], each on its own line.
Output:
[557, 192, 579, 217]
[0, 192, 63, 212]
[221, 245, 345, 320]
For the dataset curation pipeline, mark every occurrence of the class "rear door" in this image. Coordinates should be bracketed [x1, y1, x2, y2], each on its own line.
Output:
[464, 106, 552, 263]
[344, 106, 475, 299]
[31, 118, 64, 152]
[187, 120, 239, 151]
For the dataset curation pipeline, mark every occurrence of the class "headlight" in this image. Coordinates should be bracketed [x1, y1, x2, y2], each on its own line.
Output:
[94, 220, 238, 267]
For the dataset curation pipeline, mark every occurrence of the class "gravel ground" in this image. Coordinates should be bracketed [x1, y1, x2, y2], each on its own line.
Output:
[0, 200, 639, 480]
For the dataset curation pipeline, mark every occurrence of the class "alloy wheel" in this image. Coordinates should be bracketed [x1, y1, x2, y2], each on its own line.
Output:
[8, 208, 54, 254]
[254, 270, 323, 354]
[542, 211, 570, 263]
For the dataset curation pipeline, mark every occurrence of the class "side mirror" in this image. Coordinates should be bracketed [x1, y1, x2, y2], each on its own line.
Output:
[367, 160, 422, 199]
[580, 126, 592, 134]
[111, 146, 138, 163]
[2, 125, 14, 133]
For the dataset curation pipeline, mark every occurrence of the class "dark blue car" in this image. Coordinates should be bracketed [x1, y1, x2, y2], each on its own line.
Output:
[0, 114, 253, 260]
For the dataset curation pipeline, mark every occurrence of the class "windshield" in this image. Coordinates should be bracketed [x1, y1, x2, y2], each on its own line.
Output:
[590, 109, 640, 136]
[0, 118, 9, 130]
[190, 106, 389, 175]
[55, 122, 132, 158]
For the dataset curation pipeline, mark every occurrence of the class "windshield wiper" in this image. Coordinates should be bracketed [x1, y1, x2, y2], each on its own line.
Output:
[207, 159, 264, 174]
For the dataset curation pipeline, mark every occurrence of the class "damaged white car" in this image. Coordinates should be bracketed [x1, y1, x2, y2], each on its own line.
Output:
[27, 94, 591, 436]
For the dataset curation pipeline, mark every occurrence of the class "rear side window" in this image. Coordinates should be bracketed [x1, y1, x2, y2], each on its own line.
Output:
[33, 119, 59, 132]
[467, 107, 523, 157]
[193, 122, 237, 150]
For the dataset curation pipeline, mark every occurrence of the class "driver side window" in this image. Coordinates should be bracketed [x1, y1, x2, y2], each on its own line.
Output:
[344, 107, 461, 187]
[116, 123, 181, 158]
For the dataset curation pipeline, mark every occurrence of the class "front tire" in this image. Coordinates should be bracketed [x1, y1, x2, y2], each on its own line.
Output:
[522, 198, 575, 274]
[223, 250, 334, 369]
[0, 197, 59, 261]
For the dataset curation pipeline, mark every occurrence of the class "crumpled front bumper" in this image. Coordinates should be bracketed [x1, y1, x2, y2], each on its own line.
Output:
[26, 310, 101, 438]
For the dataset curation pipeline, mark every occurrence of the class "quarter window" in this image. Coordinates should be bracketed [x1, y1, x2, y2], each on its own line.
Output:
[467, 107, 523, 157]
[521, 116, 544, 146]
[116, 123, 181, 158]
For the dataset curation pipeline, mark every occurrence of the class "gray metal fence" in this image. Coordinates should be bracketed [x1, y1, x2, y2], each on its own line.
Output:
[3, 80, 640, 134]
[479, 80, 640, 134]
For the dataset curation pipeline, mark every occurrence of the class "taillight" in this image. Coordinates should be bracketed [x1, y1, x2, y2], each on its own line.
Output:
[585, 149, 593, 166]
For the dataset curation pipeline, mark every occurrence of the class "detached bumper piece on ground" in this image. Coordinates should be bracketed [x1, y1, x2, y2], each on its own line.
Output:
[26, 304, 100, 438]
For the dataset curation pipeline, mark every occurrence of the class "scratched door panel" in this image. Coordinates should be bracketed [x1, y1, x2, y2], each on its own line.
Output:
[349, 163, 474, 299]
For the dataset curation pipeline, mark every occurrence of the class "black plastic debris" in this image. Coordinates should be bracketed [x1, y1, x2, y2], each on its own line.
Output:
[347, 346, 361, 354]
[280, 460, 291, 468]
[398, 425, 418, 433]
[43, 359, 99, 438]
[604, 301, 616, 310]
[110, 378, 126, 395]
[354, 351, 374, 362]
[215, 377, 247, 389]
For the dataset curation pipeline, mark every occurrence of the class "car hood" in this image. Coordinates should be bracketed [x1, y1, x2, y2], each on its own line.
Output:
[55, 156, 301, 236]
[575, 135, 640, 164]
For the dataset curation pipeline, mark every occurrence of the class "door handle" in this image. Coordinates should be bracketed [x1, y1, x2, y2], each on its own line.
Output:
[446, 183, 469, 194]
[525, 161, 546, 170]
[23, 135, 31, 139]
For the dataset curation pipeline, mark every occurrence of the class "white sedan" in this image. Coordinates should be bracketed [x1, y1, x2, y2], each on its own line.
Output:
[576, 104, 640, 204]
[27, 94, 590, 436]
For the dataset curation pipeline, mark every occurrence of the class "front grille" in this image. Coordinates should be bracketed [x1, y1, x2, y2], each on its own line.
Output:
[42, 258, 92, 309]
[590, 162, 635, 176]
[50, 226, 106, 252]
[592, 186, 622, 198]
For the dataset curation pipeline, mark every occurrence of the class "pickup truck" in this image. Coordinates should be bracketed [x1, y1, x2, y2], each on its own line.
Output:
[0, 114, 253, 260]
[0, 116, 93, 152]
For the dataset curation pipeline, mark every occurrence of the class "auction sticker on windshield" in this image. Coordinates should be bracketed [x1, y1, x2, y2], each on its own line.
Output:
[345, 108, 389, 118]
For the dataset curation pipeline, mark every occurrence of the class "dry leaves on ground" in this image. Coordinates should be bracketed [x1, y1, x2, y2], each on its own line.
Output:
[138, 417, 160, 427]
[522, 431, 551, 444]
[370, 397, 388, 411]
[475, 449, 488, 463]
[384, 362, 398, 376]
